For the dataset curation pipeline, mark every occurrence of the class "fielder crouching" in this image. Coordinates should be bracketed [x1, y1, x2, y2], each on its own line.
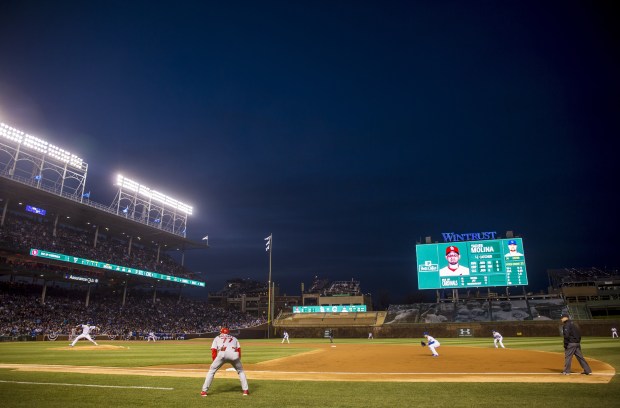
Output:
[201, 327, 249, 396]
[423, 332, 440, 357]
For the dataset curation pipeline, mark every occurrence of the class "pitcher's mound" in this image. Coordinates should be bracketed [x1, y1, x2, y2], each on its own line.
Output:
[51, 345, 127, 351]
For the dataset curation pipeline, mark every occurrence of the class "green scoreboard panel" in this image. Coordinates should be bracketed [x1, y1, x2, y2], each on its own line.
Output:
[29, 248, 205, 287]
[292, 305, 367, 313]
[416, 238, 528, 289]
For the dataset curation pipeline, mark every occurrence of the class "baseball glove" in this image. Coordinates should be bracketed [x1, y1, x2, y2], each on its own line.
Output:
[421, 341, 426, 346]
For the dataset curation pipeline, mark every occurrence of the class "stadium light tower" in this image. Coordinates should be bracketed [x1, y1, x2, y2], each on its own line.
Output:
[111, 174, 193, 237]
[0, 122, 88, 198]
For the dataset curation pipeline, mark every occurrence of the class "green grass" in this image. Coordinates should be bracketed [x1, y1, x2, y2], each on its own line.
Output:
[0, 337, 619, 407]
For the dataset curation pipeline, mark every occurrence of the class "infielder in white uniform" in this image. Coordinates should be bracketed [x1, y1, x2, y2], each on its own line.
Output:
[201, 328, 249, 397]
[612, 327, 618, 338]
[439, 246, 470, 276]
[423, 332, 440, 357]
[281, 330, 290, 344]
[492, 330, 505, 348]
[147, 331, 157, 342]
[70, 323, 99, 346]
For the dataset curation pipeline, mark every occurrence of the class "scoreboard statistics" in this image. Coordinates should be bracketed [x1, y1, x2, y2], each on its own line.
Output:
[416, 238, 528, 289]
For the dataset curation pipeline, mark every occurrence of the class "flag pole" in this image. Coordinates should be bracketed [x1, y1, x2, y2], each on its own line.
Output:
[267, 233, 272, 339]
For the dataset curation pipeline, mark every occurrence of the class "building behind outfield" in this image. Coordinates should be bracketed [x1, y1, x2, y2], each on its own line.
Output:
[271, 268, 620, 339]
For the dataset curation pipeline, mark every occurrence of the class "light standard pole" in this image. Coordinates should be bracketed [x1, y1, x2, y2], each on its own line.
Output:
[265, 234, 272, 338]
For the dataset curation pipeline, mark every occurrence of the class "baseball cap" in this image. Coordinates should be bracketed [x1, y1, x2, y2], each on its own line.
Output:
[423, 332, 428, 335]
[445, 246, 459, 255]
[508, 239, 517, 245]
[561, 313, 570, 319]
[220, 327, 230, 334]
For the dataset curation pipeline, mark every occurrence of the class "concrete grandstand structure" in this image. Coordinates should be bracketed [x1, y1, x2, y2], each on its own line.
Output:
[0, 128, 268, 340]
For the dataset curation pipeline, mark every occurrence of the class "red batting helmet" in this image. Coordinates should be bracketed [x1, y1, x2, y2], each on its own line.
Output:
[220, 327, 230, 335]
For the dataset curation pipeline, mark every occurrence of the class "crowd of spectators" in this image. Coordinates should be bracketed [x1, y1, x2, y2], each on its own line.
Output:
[325, 280, 361, 296]
[0, 205, 269, 341]
[1, 211, 191, 279]
[0, 281, 266, 339]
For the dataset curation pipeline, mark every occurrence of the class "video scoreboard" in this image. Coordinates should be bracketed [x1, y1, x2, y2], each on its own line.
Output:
[416, 238, 528, 289]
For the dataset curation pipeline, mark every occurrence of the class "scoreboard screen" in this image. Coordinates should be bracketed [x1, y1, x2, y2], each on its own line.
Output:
[416, 238, 528, 289]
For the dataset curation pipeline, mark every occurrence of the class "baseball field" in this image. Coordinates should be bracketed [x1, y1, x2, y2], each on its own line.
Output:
[0, 337, 618, 407]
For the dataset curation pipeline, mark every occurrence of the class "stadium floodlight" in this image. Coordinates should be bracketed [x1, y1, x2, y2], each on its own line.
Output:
[0, 122, 85, 170]
[0, 122, 25, 143]
[116, 174, 193, 215]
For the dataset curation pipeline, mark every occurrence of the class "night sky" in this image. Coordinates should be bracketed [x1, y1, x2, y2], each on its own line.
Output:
[1, 1, 618, 304]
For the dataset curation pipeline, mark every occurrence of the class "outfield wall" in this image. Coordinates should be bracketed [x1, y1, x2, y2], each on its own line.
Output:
[272, 315, 620, 339]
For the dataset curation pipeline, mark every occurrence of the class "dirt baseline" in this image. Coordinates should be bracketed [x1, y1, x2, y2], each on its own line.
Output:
[2, 342, 614, 383]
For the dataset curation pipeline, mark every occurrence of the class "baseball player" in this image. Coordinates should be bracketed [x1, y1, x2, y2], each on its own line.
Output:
[423, 332, 440, 357]
[492, 330, 505, 348]
[612, 327, 618, 338]
[439, 246, 470, 276]
[201, 328, 249, 397]
[281, 330, 290, 344]
[147, 331, 157, 342]
[504, 239, 524, 257]
[70, 323, 99, 347]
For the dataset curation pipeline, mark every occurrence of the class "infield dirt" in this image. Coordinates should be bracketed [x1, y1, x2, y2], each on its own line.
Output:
[2, 341, 614, 384]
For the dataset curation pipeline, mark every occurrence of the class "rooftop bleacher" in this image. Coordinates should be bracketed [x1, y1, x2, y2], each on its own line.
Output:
[548, 267, 620, 289]
[384, 298, 568, 323]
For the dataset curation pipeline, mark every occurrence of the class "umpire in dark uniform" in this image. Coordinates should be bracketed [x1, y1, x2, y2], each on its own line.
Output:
[561, 313, 592, 375]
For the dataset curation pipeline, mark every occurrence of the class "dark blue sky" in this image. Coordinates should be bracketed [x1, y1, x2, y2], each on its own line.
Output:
[1, 1, 618, 303]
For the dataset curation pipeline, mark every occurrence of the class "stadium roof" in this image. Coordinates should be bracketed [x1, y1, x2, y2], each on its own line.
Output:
[0, 176, 207, 251]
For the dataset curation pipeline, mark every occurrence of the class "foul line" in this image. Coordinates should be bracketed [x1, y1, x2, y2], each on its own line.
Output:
[0, 380, 173, 390]
[246, 370, 615, 376]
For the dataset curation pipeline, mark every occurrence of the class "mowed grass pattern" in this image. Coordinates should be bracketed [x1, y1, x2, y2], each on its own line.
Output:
[0, 337, 619, 407]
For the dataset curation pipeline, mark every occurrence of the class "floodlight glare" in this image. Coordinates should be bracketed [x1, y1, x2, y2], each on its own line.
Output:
[0, 122, 85, 170]
[116, 174, 193, 215]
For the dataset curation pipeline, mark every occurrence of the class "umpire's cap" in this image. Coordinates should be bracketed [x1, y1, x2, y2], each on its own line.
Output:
[220, 327, 230, 334]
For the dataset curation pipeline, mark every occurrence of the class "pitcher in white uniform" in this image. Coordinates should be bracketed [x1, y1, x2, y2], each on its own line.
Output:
[70, 323, 98, 347]
[201, 327, 249, 396]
